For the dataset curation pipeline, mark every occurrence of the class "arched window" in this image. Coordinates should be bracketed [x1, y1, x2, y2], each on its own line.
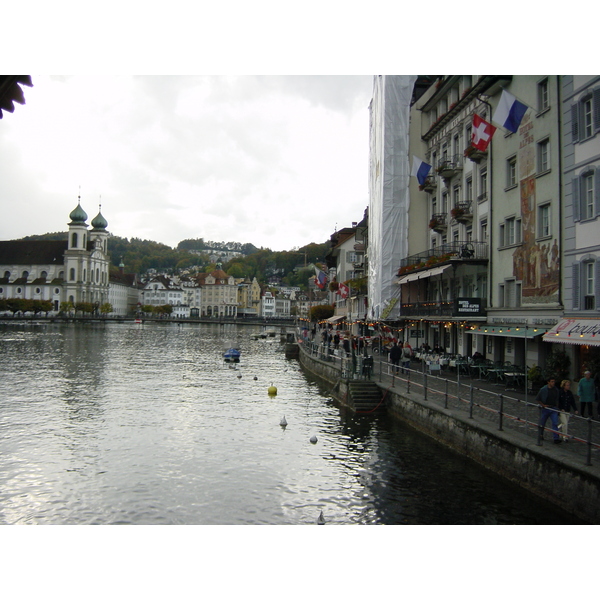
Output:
[3, 270, 10, 280]
[40, 271, 48, 280]
[21, 271, 29, 280]
[83, 269, 87, 282]
[70, 268, 76, 281]
[72, 232, 78, 248]
[96, 268, 100, 282]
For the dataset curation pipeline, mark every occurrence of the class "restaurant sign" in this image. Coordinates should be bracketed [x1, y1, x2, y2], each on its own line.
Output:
[454, 297, 484, 316]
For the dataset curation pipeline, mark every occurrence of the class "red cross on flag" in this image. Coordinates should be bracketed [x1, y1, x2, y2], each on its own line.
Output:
[471, 114, 496, 151]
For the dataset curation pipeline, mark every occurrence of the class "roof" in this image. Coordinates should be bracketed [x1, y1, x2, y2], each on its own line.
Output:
[0, 240, 67, 265]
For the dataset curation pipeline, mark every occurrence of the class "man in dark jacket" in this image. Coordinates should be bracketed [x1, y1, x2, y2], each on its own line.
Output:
[389, 342, 402, 374]
[536, 376, 561, 444]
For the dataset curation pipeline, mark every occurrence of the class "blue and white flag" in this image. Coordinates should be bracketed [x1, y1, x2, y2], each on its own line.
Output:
[492, 89, 528, 134]
[411, 156, 432, 186]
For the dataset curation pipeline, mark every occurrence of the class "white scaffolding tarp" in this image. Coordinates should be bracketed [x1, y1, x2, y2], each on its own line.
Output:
[368, 75, 417, 320]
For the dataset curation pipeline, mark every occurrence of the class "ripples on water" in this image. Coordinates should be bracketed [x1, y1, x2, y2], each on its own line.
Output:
[0, 322, 581, 525]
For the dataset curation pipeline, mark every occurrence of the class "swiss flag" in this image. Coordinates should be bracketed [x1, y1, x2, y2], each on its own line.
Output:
[471, 114, 496, 151]
[338, 283, 349, 299]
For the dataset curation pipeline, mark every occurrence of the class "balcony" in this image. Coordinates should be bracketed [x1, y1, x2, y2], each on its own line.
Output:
[436, 155, 462, 182]
[429, 213, 448, 233]
[450, 201, 473, 224]
[463, 145, 487, 164]
[398, 240, 488, 273]
[419, 175, 437, 193]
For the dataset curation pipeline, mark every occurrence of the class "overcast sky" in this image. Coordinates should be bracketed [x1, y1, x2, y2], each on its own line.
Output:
[0, 75, 373, 251]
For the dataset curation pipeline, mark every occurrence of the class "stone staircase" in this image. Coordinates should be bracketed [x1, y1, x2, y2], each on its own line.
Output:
[347, 381, 385, 413]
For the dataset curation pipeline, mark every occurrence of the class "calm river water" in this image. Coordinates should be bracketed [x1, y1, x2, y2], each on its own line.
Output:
[0, 321, 581, 525]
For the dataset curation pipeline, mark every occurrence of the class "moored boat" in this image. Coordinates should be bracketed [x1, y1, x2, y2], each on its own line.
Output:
[223, 348, 241, 363]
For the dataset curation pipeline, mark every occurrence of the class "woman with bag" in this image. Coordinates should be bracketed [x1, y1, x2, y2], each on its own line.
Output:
[558, 380, 578, 441]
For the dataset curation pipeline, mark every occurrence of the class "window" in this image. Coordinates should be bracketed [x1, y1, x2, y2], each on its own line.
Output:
[441, 191, 448, 213]
[538, 78, 549, 112]
[507, 156, 517, 187]
[466, 124, 472, 148]
[500, 217, 522, 246]
[583, 98, 593, 139]
[573, 259, 600, 310]
[70, 267, 76, 281]
[573, 169, 600, 221]
[479, 167, 487, 200]
[480, 219, 488, 241]
[453, 134, 460, 158]
[538, 203, 551, 237]
[537, 138, 550, 173]
[585, 262, 595, 309]
[583, 173, 594, 219]
[465, 177, 473, 203]
[571, 90, 600, 143]
[453, 186, 460, 206]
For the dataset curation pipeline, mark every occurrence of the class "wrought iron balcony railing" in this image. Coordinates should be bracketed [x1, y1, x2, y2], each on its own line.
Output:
[399, 240, 488, 270]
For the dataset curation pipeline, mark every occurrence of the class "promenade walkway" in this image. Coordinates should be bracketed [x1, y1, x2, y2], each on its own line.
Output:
[300, 339, 600, 475]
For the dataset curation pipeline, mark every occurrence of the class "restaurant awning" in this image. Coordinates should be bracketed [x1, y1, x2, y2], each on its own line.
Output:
[326, 315, 346, 323]
[542, 319, 600, 346]
[397, 264, 451, 284]
[467, 325, 547, 338]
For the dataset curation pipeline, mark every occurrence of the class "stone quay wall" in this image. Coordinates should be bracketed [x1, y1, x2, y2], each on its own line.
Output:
[298, 345, 600, 524]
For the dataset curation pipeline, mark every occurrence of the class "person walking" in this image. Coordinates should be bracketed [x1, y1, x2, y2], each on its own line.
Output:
[536, 376, 561, 444]
[577, 371, 596, 419]
[389, 342, 402, 374]
[558, 380, 578, 441]
[401, 342, 412, 374]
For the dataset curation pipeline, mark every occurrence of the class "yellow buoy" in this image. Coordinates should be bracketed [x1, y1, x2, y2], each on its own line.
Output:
[268, 384, 278, 396]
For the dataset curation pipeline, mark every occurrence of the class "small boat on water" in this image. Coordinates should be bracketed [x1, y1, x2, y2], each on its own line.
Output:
[223, 348, 241, 363]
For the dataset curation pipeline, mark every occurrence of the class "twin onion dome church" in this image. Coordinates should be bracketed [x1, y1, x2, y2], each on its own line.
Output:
[0, 198, 110, 311]
[0, 197, 267, 317]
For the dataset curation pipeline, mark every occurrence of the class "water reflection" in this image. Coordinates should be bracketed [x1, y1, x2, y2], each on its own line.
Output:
[0, 322, 582, 524]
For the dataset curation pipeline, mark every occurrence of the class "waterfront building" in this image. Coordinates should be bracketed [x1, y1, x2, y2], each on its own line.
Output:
[261, 290, 275, 318]
[0, 198, 110, 311]
[541, 76, 600, 374]
[109, 260, 142, 316]
[196, 268, 238, 317]
[386, 76, 565, 365]
[236, 277, 261, 317]
[141, 276, 186, 315]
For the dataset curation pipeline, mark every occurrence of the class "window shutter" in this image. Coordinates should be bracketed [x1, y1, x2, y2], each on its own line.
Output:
[571, 103, 580, 142]
[594, 88, 600, 131]
[572, 262, 580, 310]
[596, 261, 600, 306]
[595, 168, 600, 217]
[572, 176, 580, 222]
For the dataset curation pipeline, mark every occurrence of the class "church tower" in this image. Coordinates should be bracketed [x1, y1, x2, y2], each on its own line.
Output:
[63, 196, 89, 305]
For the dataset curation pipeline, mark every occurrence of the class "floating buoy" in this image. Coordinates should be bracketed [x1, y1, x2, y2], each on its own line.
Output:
[310, 435, 318, 444]
[268, 384, 277, 396]
[237, 374, 242, 379]
[280, 416, 287, 428]
[317, 511, 325, 525]
[253, 376, 258, 381]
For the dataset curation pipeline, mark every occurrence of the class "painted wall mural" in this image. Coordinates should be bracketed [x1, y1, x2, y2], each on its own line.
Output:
[511, 113, 559, 303]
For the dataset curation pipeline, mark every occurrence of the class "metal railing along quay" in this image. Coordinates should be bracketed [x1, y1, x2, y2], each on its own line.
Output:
[298, 337, 600, 468]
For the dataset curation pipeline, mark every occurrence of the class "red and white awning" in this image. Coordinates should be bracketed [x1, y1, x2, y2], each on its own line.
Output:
[542, 319, 600, 346]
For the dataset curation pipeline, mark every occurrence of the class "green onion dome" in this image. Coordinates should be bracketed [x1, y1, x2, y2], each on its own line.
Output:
[69, 201, 88, 224]
[91, 210, 108, 230]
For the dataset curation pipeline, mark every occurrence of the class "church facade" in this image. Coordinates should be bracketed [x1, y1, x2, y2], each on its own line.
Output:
[0, 199, 111, 311]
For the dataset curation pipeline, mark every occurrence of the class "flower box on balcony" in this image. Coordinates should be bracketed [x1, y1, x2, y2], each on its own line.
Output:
[429, 218, 447, 234]
[419, 176, 437, 193]
[464, 145, 487, 163]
